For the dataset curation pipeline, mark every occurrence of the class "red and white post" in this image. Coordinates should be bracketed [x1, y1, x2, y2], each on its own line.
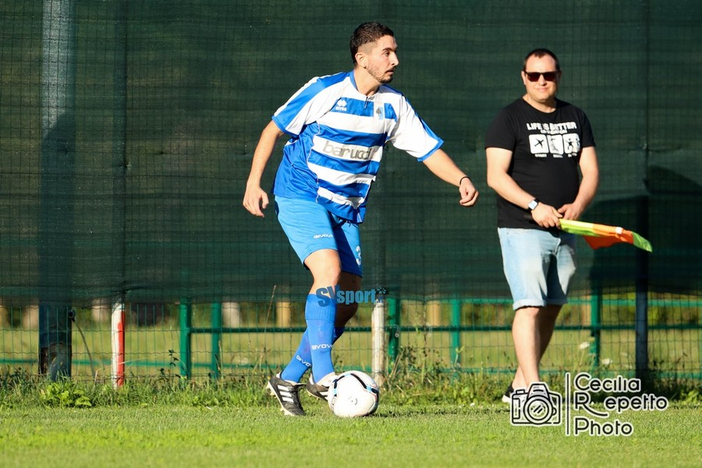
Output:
[111, 302, 125, 388]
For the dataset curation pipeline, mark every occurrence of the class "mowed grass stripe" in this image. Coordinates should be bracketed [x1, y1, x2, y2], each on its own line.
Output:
[1, 405, 700, 467]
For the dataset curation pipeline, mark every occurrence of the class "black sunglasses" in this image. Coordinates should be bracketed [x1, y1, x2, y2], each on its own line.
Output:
[524, 71, 559, 82]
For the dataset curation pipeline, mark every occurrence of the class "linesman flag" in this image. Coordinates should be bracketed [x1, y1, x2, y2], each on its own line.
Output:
[559, 219, 653, 252]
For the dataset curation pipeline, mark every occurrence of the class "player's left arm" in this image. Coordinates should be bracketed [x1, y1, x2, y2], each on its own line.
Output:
[558, 146, 599, 220]
[422, 149, 479, 207]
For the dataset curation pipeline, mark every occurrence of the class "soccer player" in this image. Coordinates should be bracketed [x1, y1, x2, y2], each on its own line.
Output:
[243, 22, 479, 416]
[485, 49, 599, 402]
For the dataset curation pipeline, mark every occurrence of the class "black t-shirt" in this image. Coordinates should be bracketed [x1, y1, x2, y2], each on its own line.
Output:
[485, 98, 596, 229]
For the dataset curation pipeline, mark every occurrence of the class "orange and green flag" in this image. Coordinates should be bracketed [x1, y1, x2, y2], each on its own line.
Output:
[559, 219, 653, 252]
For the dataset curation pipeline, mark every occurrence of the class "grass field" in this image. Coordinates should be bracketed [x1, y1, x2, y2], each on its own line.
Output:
[1, 402, 701, 468]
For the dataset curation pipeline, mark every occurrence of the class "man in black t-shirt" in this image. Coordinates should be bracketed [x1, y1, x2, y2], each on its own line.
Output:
[485, 49, 599, 402]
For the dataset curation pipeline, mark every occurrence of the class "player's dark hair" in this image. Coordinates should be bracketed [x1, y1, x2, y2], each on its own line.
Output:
[350, 22, 394, 64]
[523, 48, 560, 71]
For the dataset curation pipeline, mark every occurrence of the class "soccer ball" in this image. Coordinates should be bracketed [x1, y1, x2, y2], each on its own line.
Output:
[328, 370, 380, 418]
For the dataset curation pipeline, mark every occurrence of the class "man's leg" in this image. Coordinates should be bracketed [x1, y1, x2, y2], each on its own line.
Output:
[268, 249, 340, 417]
[511, 231, 576, 390]
[538, 304, 562, 358]
[498, 227, 563, 394]
[270, 200, 365, 412]
[512, 304, 561, 389]
[305, 271, 360, 400]
[514, 231, 576, 387]
[335, 272, 361, 328]
[268, 197, 339, 415]
[303, 249, 341, 386]
[284, 272, 359, 383]
[512, 306, 541, 388]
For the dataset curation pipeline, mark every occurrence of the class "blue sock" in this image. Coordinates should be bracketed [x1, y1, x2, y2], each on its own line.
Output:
[281, 327, 345, 382]
[304, 293, 336, 383]
[280, 330, 311, 382]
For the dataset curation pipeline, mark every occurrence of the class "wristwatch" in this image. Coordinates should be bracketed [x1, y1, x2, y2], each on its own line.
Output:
[527, 199, 540, 211]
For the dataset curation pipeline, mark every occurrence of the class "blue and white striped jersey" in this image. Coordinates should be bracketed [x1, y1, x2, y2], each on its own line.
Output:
[271, 71, 443, 223]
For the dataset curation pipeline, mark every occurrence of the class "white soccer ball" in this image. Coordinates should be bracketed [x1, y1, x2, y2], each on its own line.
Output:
[328, 370, 380, 418]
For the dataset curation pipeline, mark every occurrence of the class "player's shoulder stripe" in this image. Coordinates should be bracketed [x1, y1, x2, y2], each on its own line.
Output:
[316, 71, 352, 87]
[292, 71, 351, 101]
[300, 71, 352, 97]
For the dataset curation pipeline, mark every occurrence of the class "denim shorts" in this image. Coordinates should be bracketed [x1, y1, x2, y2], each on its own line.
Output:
[275, 196, 362, 277]
[497, 228, 577, 310]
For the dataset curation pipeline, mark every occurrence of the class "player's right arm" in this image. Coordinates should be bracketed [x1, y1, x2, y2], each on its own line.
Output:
[243, 121, 285, 217]
[486, 146, 562, 229]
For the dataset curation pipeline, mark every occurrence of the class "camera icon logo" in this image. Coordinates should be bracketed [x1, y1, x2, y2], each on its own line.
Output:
[510, 382, 562, 426]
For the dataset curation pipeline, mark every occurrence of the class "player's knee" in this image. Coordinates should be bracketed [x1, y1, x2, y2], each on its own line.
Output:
[314, 268, 341, 289]
[306, 250, 342, 286]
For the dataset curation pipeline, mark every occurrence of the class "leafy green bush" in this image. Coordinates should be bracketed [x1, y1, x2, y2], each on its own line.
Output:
[40, 380, 93, 408]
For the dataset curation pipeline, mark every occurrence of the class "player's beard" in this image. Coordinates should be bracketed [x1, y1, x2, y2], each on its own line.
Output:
[367, 63, 395, 84]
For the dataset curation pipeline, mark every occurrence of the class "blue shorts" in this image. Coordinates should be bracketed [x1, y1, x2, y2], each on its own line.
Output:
[275, 196, 362, 277]
[498, 228, 577, 311]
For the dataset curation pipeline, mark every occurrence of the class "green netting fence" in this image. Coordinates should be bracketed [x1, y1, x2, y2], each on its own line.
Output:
[0, 0, 700, 383]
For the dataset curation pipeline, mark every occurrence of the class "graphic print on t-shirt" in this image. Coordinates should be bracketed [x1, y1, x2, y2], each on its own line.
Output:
[529, 134, 548, 157]
[547, 134, 564, 156]
[563, 133, 581, 155]
[527, 122, 581, 158]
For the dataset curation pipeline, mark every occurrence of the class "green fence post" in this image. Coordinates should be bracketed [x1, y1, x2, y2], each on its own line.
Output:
[635, 248, 650, 385]
[450, 300, 462, 367]
[211, 303, 221, 380]
[387, 297, 400, 369]
[179, 300, 192, 379]
[590, 282, 602, 370]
